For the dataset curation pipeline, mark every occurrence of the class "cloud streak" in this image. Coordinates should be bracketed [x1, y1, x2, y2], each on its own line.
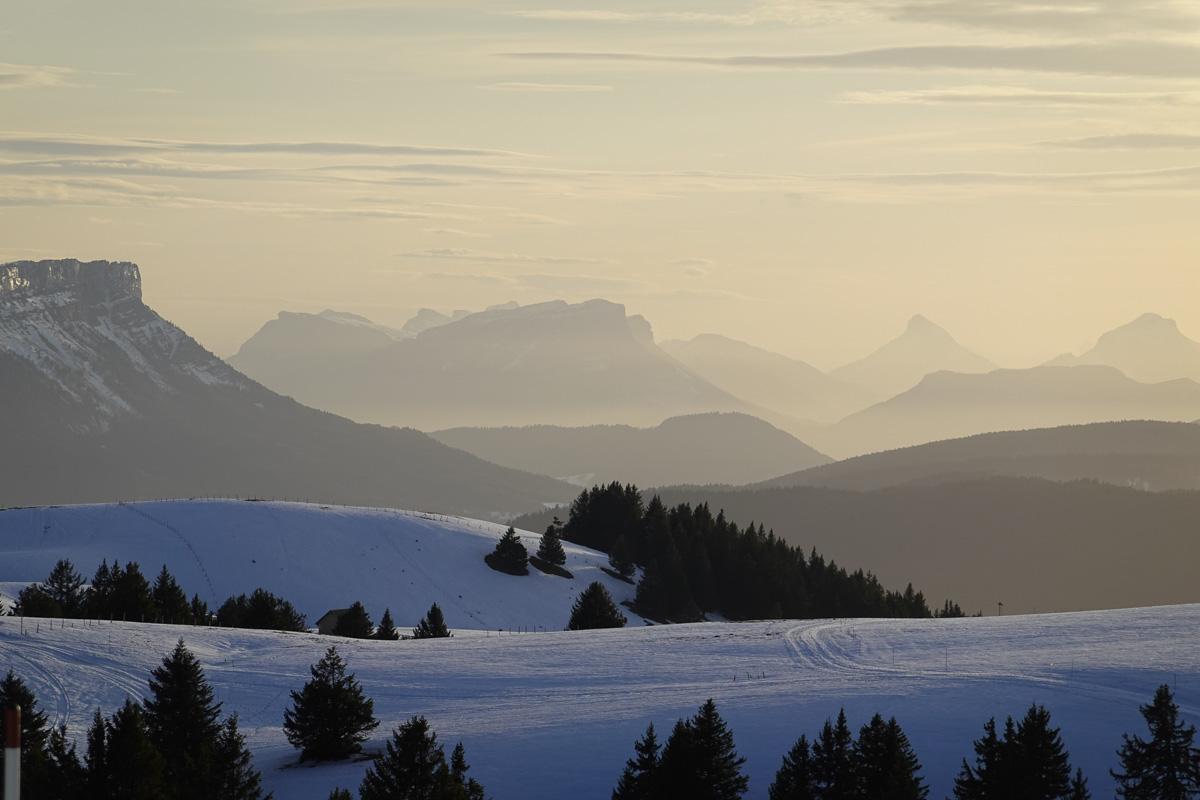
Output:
[0, 63, 73, 90]
[1041, 134, 1200, 149]
[841, 86, 1200, 107]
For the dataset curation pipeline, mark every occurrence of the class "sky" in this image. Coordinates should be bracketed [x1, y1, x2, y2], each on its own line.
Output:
[2, 0, 1199, 367]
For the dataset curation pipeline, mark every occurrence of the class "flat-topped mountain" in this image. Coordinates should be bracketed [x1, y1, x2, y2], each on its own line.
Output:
[232, 299, 749, 430]
[0, 259, 573, 517]
[831, 315, 996, 400]
[432, 412, 831, 488]
[1050, 312, 1200, 383]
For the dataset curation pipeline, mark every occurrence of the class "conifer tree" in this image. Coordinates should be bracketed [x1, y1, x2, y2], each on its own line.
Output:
[14, 583, 60, 618]
[376, 608, 399, 640]
[613, 723, 660, 800]
[214, 715, 268, 800]
[1112, 684, 1200, 799]
[1013, 704, 1073, 800]
[152, 565, 191, 623]
[46, 723, 86, 800]
[44, 559, 87, 616]
[359, 716, 484, 800]
[114, 561, 157, 621]
[332, 601, 374, 639]
[1069, 769, 1092, 800]
[217, 588, 306, 632]
[768, 736, 817, 800]
[657, 699, 748, 800]
[568, 582, 627, 630]
[854, 714, 928, 799]
[284, 646, 379, 761]
[451, 742, 486, 800]
[812, 709, 857, 799]
[327, 790, 353, 800]
[0, 670, 53, 799]
[953, 718, 1012, 800]
[413, 602, 453, 639]
[487, 527, 529, 575]
[190, 594, 210, 625]
[143, 639, 223, 799]
[84, 709, 110, 798]
[537, 518, 568, 566]
[101, 700, 167, 800]
[609, 535, 636, 580]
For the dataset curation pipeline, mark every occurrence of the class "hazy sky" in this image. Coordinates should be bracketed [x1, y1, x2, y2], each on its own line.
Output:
[3, 0, 1199, 366]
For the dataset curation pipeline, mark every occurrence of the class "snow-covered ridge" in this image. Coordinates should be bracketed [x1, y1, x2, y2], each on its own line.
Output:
[0, 499, 645, 631]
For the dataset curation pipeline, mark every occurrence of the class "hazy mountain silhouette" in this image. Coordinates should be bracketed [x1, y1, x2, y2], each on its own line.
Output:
[432, 412, 831, 489]
[400, 306, 471, 335]
[0, 259, 574, 517]
[755, 420, 1200, 492]
[1049, 312, 1200, 383]
[810, 365, 1200, 457]
[831, 314, 996, 399]
[515, 478, 1200, 615]
[232, 299, 751, 430]
[661, 334, 873, 424]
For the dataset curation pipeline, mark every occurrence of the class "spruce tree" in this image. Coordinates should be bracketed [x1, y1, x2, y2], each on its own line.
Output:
[284, 646, 379, 761]
[1069, 769, 1092, 800]
[359, 716, 484, 800]
[0, 670, 53, 799]
[328, 791, 353, 800]
[1012, 704, 1073, 800]
[487, 527, 529, 575]
[113, 561, 156, 622]
[44, 559, 87, 616]
[332, 601, 374, 639]
[768, 736, 817, 800]
[101, 700, 167, 800]
[143, 639, 223, 800]
[84, 709, 110, 799]
[214, 714, 268, 800]
[537, 518, 568, 566]
[812, 709, 857, 799]
[657, 699, 748, 800]
[46, 723, 86, 800]
[613, 723, 660, 800]
[413, 602, 453, 639]
[953, 718, 1012, 800]
[451, 742, 486, 800]
[376, 608, 399, 640]
[609, 535, 636, 580]
[190, 594, 210, 625]
[568, 582, 627, 630]
[854, 714, 928, 799]
[1112, 684, 1200, 799]
[152, 565, 191, 623]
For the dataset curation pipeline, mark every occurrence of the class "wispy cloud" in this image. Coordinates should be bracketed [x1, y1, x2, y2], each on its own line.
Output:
[482, 82, 614, 93]
[841, 86, 1200, 107]
[1041, 134, 1200, 149]
[502, 42, 1200, 78]
[884, 0, 1200, 35]
[396, 248, 604, 265]
[504, 3, 860, 27]
[0, 63, 73, 90]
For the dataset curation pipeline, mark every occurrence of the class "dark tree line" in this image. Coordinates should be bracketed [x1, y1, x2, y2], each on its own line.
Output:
[15, 558, 307, 632]
[561, 483, 941, 622]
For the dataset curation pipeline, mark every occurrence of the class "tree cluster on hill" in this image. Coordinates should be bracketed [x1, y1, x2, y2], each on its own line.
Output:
[412, 602, 452, 639]
[0, 641, 265, 800]
[14, 558, 309, 633]
[485, 526, 529, 575]
[953, 704, 1090, 799]
[560, 482, 940, 622]
[568, 582, 627, 631]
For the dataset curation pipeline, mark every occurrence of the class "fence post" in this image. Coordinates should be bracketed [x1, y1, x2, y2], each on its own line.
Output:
[4, 705, 20, 800]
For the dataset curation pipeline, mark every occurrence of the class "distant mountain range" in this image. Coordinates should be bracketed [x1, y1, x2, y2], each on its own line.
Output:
[1048, 312, 1200, 383]
[231, 299, 751, 430]
[432, 412, 831, 489]
[0, 259, 573, 517]
[661, 334, 872, 424]
[831, 315, 996, 400]
[810, 365, 1200, 457]
[756, 420, 1200, 492]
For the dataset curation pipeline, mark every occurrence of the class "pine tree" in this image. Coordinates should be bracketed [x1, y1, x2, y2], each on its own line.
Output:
[568, 582, 627, 630]
[359, 716, 483, 800]
[1112, 684, 1200, 799]
[217, 588, 306, 632]
[214, 715, 267, 800]
[284, 646, 379, 761]
[44, 559, 87, 616]
[190, 594, 210, 625]
[0, 670, 53, 799]
[328, 791, 353, 800]
[101, 700, 167, 800]
[14, 584, 60, 617]
[413, 602, 453, 639]
[88, 560, 116, 618]
[487, 527, 529, 575]
[854, 714, 928, 799]
[45, 723, 86, 800]
[113, 561, 157, 622]
[953, 718, 1012, 800]
[152, 565, 191, 623]
[1069, 768, 1092, 800]
[768, 736, 817, 800]
[376, 608, 399, 640]
[1012, 704, 1073, 800]
[84, 709, 110, 799]
[143, 639, 223, 800]
[613, 723, 660, 800]
[657, 699, 748, 800]
[537, 518, 567, 566]
[332, 600, 374, 639]
[812, 710, 857, 799]
[609, 535, 636, 580]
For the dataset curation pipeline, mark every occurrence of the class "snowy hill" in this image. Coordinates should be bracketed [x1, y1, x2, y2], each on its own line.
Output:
[0, 500, 644, 631]
[0, 606, 1195, 799]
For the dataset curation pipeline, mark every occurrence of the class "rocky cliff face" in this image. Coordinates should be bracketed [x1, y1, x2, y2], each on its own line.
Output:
[1, 259, 143, 303]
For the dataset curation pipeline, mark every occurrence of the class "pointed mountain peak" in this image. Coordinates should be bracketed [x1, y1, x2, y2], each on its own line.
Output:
[903, 314, 952, 339]
[1122, 312, 1179, 332]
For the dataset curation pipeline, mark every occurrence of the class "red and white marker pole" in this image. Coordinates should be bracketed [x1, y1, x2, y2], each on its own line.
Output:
[3, 705, 18, 800]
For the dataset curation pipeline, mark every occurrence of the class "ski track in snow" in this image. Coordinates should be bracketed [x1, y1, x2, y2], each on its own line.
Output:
[2, 607, 1198, 799]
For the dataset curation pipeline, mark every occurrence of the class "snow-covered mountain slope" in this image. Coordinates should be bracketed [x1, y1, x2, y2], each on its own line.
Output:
[0, 500, 643, 630]
[0, 259, 574, 517]
[1, 605, 1195, 799]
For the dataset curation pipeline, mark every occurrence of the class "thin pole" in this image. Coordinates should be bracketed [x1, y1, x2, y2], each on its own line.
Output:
[4, 705, 20, 800]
